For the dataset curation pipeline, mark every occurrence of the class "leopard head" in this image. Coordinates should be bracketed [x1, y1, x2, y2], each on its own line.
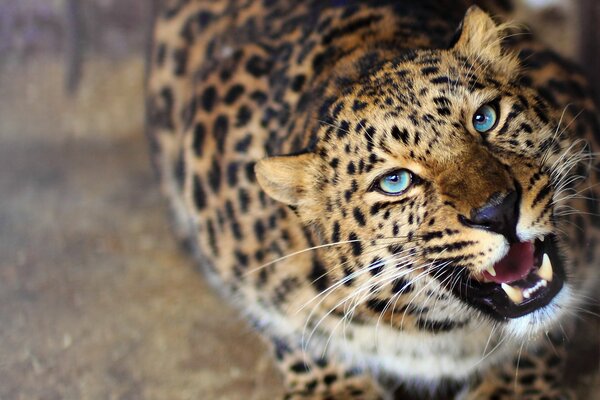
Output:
[256, 6, 590, 339]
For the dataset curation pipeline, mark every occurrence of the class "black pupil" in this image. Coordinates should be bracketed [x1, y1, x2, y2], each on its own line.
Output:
[475, 113, 486, 123]
[388, 174, 399, 182]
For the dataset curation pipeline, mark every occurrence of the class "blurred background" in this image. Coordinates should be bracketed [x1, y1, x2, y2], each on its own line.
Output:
[0, 0, 597, 399]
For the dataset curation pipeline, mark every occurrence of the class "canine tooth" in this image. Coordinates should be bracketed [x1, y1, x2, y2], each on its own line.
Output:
[501, 283, 524, 304]
[537, 253, 553, 282]
[485, 265, 497, 277]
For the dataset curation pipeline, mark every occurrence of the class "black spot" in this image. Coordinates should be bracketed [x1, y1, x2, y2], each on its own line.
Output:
[193, 123, 206, 156]
[520, 123, 533, 134]
[202, 86, 218, 112]
[254, 220, 266, 241]
[206, 219, 218, 256]
[437, 107, 451, 116]
[235, 134, 253, 153]
[347, 161, 356, 175]
[193, 175, 207, 209]
[224, 84, 245, 104]
[290, 361, 310, 373]
[344, 180, 359, 201]
[246, 55, 273, 77]
[323, 374, 338, 385]
[348, 232, 362, 256]
[431, 76, 453, 85]
[180, 10, 214, 43]
[518, 358, 536, 369]
[322, 15, 382, 45]
[245, 162, 256, 182]
[151, 87, 175, 130]
[291, 74, 306, 92]
[311, 48, 336, 76]
[236, 188, 250, 213]
[391, 277, 413, 294]
[547, 355, 561, 368]
[227, 162, 239, 186]
[533, 104, 550, 124]
[225, 200, 235, 220]
[369, 257, 383, 276]
[416, 319, 459, 333]
[231, 221, 243, 240]
[155, 43, 167, 66]
[337, 120, 350, 138]
[250, 90, 268, 104]
[172, 48, 188, 76]
[519, 374, 537, 385]
[208, 157, 221, 192]
[174, 151, 185, 188]
[305, 380, 318, 391]
[332, 221, 341, 243]
[236, 105, 253, 127]
[309, 259, 329, 292]
[366, 298, 387, 312]
[352, 99, 367, 111]
[421, 66, 439, 76]
[391, 126, 409, 144]
[370, 203, 383, 216]
[180, 96, 198, 129]
[353, 207, 366, 226]
[213, 115, 229, 153]
[531, 183, 552, 208]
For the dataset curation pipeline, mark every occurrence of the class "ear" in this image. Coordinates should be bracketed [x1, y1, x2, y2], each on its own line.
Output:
[452, 6, 518, 73]
[255, 153, 318, 206]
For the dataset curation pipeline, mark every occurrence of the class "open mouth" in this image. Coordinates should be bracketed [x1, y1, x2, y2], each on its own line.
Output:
[443, 236, 565, 320]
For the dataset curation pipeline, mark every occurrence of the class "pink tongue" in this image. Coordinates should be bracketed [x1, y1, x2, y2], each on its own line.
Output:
[483, 242, 535, 284]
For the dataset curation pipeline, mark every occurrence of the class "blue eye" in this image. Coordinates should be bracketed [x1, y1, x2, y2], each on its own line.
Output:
[378, 170, 412, 195]
[472, 104, 498, 133]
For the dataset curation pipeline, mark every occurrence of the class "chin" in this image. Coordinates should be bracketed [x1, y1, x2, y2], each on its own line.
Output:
[502, 283, 573, 339]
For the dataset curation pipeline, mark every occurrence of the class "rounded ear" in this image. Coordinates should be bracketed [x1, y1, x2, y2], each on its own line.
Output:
[452, 5, 519, 74]
[255, 153, 318, 206]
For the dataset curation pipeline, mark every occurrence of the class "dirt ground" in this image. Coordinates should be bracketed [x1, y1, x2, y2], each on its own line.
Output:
[0, 25, 598, 400]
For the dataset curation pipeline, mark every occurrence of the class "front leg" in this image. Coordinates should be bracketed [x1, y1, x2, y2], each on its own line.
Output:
[270, 338, 386, 400]
[466, 332, 574, 400]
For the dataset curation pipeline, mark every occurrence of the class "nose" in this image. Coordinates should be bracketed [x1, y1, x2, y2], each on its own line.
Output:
[461, 191, 519, 242]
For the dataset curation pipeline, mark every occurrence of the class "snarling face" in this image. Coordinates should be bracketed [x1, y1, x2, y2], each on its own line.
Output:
[256, 7, 590, 337]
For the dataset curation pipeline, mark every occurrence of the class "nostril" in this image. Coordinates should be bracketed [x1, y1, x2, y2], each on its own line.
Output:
[460, 191, 520, 241]
[471, 191, 516, 225]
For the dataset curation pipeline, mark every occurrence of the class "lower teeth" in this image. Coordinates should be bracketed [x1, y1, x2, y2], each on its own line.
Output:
[501, 283, 524, 304]
[499, 253, 554, 305]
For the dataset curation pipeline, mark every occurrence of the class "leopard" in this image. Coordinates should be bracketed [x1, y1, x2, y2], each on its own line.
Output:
[145, 0, 600, 399]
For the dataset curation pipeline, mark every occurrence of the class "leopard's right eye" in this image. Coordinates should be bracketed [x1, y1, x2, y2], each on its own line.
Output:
[377, 170, 412, 196]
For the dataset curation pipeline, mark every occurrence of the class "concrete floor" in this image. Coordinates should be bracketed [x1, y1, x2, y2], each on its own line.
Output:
[0, 58, 282, 400]
[0, 56, 597, 400]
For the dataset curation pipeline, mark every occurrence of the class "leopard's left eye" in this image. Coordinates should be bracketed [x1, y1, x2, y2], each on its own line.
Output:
[377, 170, 412, 195]
[472, 104, 498, 133]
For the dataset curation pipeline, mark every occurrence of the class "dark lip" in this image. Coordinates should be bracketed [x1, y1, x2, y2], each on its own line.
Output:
[432, 236, 565, 321]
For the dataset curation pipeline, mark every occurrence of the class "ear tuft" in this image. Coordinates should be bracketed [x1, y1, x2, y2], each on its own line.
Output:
[255, 153, 317, 206]
[453, 5, 519, 73]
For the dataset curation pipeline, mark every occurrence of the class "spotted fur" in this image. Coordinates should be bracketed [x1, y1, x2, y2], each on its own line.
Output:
[146, 1, 600, 398]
